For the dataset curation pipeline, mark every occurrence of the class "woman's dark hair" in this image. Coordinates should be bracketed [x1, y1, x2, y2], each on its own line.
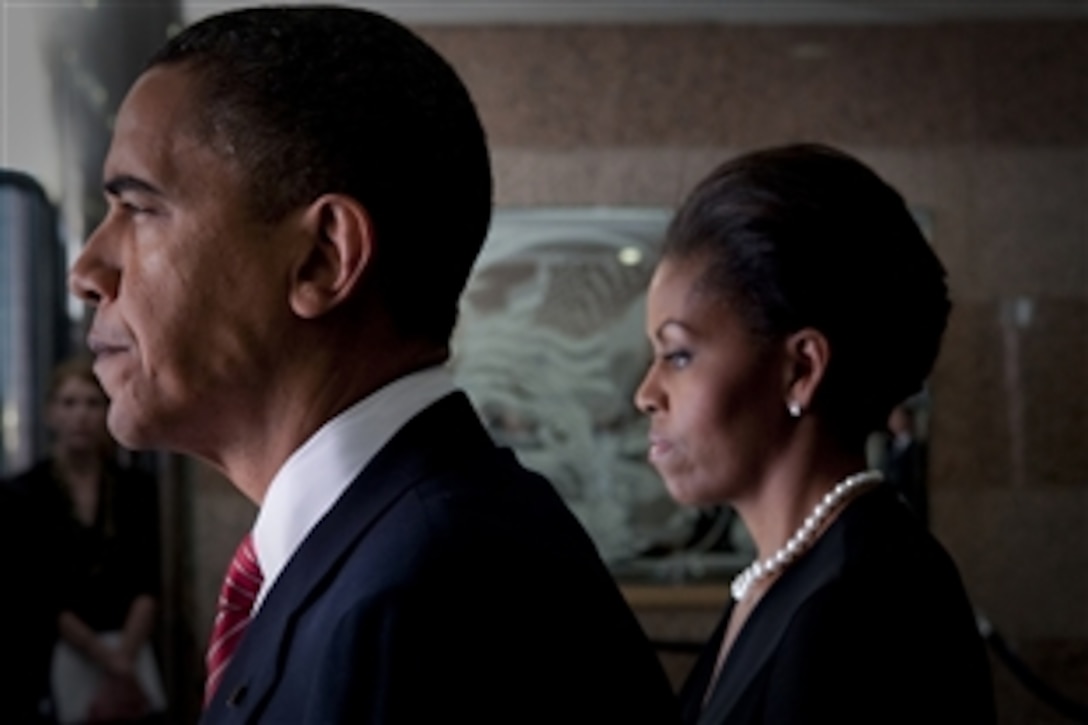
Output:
[147, 6, 493, 346]
[665, 143, 950, 443]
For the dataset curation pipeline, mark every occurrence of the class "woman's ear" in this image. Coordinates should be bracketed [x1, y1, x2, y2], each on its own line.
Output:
[783, 327, 830, 417]
[289, 193, 374, 319]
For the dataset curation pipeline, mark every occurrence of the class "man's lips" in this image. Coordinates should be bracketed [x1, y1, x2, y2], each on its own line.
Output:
[86, 333, 129, 357]
[647, 433, 673, 461]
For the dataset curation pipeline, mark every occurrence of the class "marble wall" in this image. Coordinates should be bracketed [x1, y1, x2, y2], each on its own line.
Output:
[175, 19, 1087, 724]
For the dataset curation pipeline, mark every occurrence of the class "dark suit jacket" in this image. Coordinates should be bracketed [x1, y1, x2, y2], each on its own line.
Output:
[202, 392, 679, 724]
[680, 485, 995, 725]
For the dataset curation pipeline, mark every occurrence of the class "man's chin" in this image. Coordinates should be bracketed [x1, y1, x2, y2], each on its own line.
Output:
[106, 409, 155, 452]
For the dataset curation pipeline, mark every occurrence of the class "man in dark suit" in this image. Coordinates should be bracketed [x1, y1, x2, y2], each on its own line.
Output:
[881, 403, 929, 527]
[68, 5, 677, 723]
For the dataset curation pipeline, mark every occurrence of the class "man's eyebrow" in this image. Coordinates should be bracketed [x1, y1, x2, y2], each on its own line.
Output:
[103, 175, 164, 197]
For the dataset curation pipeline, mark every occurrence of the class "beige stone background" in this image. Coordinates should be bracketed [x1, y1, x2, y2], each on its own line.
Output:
[163, 19, 1086, 725]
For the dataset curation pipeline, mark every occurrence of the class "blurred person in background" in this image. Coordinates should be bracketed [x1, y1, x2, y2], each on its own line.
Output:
[881, 401, 929, 527]
[4, 357, 164, 723]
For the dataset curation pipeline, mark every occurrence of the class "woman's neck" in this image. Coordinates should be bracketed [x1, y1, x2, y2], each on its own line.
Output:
[734, 435, 868, 562]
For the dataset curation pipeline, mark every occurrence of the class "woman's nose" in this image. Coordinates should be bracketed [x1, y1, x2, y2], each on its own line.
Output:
[633, 367, 660, 415]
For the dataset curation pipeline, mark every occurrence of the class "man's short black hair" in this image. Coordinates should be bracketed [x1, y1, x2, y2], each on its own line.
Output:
[150, 5, 493, 345]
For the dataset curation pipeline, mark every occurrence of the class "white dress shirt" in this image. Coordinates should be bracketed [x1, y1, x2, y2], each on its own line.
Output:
[251, 365, 456, 610]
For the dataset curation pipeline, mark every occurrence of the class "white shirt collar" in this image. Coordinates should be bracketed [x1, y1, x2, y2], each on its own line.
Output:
[251, 365, 456, 610]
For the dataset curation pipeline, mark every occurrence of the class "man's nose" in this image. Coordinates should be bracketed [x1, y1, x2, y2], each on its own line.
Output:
[68, 222, 119, 307]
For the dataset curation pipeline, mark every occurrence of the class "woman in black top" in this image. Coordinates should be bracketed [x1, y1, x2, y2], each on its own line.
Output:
[634, 143, 995, 724]
[7, 357, 163, 723]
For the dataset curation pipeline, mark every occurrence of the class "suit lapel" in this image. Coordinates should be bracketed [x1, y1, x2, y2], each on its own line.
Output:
[679, 610, 729, 723]
[202, 392, 492, 722]
[698, 514, 853, 724]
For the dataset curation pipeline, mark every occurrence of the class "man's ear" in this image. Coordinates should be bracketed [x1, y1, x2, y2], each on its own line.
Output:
[289, 194, 374, 319]
[783, 327, 830, 417]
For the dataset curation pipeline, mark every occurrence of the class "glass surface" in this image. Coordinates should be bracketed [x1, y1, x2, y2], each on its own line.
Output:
[451, 207, 753, 582]
[0, 170, 70, 475]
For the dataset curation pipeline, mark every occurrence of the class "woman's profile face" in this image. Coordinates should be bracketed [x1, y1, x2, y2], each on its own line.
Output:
[47, 376, 110, 455]
[635, 254, 787, 507]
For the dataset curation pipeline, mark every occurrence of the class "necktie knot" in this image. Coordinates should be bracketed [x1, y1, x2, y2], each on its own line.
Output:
[204, 533, 263, 707]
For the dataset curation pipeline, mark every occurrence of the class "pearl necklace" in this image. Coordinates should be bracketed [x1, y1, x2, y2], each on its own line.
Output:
[730, 469, 884, 601]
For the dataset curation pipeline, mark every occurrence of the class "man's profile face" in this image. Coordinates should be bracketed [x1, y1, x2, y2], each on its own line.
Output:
[69, 63, 301, 459]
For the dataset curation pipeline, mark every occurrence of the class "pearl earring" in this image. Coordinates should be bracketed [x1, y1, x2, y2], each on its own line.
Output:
[788, 401, 802, 418]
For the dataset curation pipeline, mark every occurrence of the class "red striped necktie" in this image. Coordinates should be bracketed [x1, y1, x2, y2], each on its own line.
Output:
[204, 533, 263, 707]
